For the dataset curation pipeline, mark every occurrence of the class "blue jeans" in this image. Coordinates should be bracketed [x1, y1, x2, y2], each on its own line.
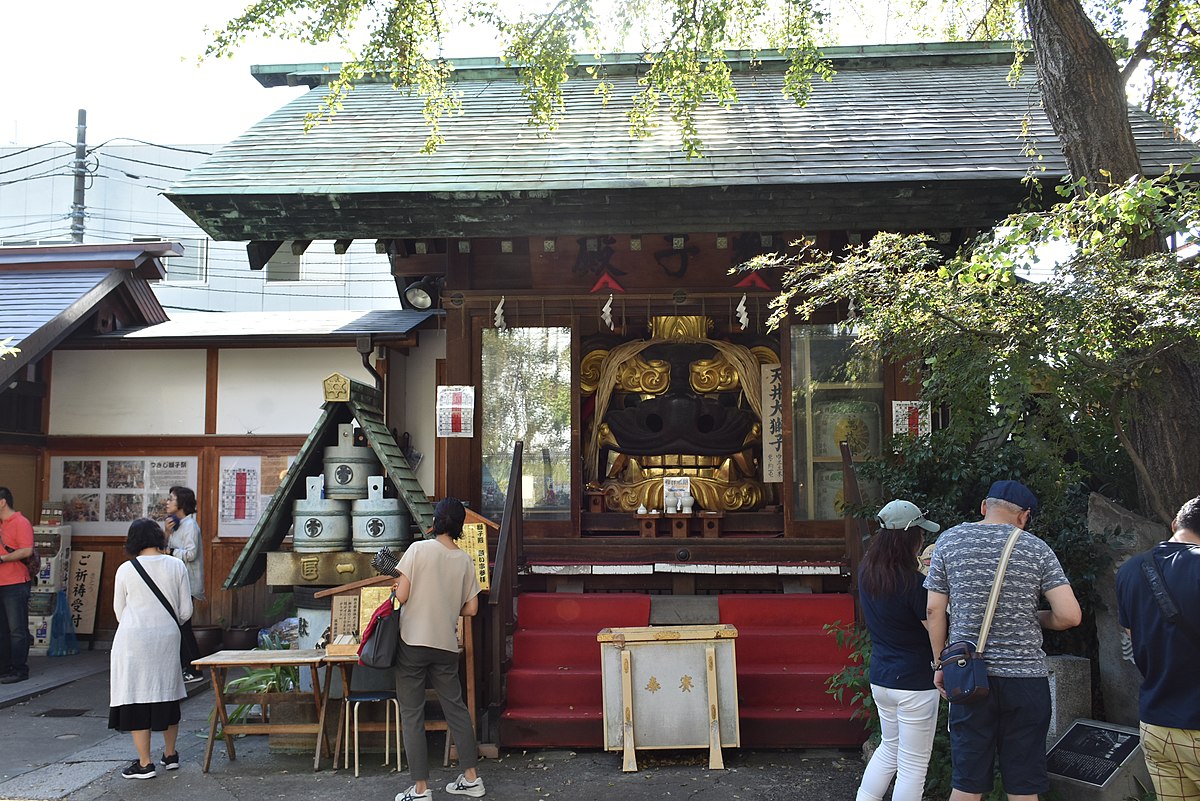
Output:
[0, 581, 31, 676]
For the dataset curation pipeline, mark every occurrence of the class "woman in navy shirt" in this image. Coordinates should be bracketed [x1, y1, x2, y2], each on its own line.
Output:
[855, 500, 942, 801]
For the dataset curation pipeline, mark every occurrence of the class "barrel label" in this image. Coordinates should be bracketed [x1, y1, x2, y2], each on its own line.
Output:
[304, 517, 324, 537]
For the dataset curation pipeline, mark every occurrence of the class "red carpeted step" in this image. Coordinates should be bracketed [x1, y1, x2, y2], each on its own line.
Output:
[734, 664, 849, 707]
[506, 667, 603, 708]
[719, 593, 856, 627]
[499, 706, 604, 749]
[734, 625, 853, 664]
[517, 593, 652, 629]
[738, 706, 869, 748]
[511, 629, 604, 669]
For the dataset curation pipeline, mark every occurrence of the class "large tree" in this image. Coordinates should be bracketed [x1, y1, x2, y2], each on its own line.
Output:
[205, 0, 1200, 522]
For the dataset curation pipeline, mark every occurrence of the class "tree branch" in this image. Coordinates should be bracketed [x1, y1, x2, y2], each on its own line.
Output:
[1120, 0, 1172, 84]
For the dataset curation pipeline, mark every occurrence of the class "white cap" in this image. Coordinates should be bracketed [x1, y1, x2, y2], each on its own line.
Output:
[876, 499, 940, 533]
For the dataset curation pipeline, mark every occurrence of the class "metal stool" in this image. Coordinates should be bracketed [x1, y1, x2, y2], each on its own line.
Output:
[343, 690, 402, 777]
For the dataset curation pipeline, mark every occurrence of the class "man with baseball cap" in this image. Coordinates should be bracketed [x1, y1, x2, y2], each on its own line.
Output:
[924, 480, 1082, 801]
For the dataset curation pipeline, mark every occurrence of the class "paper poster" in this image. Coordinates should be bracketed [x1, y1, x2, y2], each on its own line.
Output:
[436, 385, 475, 438]
[68, 551, 103, 635]
[461, 522, 491, 592]
[761, 364, 785, 483]
[663, 477, 691, 512]
[892, 400, 932, 437]
[219, 455, 261, 537]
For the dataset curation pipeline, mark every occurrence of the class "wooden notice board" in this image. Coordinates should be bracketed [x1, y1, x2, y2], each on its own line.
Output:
[68, 551, 103, 635]
[461, 522, 491, 592]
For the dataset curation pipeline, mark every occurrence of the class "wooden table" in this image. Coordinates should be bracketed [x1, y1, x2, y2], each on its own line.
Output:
[192, 649, 330, 773]
[319, 652, 361, 771]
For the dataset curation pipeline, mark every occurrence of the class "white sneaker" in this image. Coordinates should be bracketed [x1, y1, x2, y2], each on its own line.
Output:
[396, 786, 432, 801]
[446, 774, 485, 797]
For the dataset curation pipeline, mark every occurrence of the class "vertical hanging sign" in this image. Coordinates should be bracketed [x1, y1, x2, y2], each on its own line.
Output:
[436, 385, 475, 438]
[761, 364, 784, 483]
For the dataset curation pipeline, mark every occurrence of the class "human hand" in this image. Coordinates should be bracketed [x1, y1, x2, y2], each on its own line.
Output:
[933, 667, 947, 699]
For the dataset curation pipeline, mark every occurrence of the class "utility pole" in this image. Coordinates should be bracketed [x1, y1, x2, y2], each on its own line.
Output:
[69, 110, 87, 243]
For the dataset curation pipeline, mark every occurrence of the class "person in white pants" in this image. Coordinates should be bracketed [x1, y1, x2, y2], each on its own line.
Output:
[855, 500, 943, 801]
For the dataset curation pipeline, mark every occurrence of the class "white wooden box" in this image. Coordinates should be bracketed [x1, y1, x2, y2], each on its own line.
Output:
[598, 624, 739, 771]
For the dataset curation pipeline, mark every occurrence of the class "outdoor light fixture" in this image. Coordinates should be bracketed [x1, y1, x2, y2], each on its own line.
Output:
[400, 275, 444, 310]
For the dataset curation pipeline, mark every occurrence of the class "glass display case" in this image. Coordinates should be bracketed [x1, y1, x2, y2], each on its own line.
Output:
[790, 325, 883, 520]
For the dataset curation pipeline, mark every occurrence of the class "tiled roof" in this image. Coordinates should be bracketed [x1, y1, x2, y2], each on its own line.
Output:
[170, 48, 1198, 199]
[0, 243, 173, 388]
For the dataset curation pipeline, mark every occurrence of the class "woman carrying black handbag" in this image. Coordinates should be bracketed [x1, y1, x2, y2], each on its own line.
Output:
[390, 498, 485, 801]
[108, 518, 193, 779]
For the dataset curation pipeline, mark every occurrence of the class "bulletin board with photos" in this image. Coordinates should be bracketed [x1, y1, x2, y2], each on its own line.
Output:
[48, 456, 199, 535]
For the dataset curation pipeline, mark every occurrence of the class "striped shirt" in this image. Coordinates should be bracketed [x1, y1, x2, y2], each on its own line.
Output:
[925, 522, 1069, 678]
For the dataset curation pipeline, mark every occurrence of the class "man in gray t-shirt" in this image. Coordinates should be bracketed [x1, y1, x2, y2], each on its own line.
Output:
[925, 480, 1081, 801]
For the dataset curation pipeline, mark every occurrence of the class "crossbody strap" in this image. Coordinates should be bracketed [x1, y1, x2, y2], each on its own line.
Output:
[130, 557, 181, 627]
[1139, 550, 1200, 649]
[977, 526, 1022, 654]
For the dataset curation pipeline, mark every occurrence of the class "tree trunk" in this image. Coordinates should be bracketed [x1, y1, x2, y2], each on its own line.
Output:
[1024, 0, 1143, 189]
[1025, 0, 1198, 524]
[1128, 348, 1200, 525]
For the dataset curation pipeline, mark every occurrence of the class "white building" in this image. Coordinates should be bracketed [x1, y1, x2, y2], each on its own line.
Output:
[0, 142, 399, 313]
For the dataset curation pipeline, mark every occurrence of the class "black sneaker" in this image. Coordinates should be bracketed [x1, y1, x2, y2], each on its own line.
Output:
[182, 671, 203, 683]
[161, 752, 180, 770]
[122, 760, 156, 780]
[0, 672, 28, 684]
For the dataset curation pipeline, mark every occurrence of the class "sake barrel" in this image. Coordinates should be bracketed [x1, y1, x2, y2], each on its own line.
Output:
[292, 497, 351, 553]
[323, 444, 381, 500]
[351, 496, 412, 553]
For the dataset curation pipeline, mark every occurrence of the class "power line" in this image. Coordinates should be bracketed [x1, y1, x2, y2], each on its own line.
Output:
[88, 138, 214, 156]
[94, 152, 196, 172]
[0, 151, 72, 177]
[0, 142, 73, 161]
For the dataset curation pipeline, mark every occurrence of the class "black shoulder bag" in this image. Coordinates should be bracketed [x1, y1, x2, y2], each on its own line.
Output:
[129, 557, 184, 629]
[1138, 550, 1200, 649]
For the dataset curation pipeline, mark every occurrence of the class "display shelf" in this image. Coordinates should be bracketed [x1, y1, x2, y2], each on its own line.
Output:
[790, 327, 884, 521]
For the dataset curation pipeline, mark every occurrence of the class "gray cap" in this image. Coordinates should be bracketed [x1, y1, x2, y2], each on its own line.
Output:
[876, 499, 940, 533]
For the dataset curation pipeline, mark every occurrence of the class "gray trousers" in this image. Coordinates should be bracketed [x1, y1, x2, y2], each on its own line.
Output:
[393, 640, 479, 781]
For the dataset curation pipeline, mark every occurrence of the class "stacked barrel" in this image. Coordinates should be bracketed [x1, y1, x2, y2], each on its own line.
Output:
[291, 423, 413, 667]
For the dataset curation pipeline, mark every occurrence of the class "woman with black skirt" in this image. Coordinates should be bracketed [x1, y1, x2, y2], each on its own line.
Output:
[108, 518, 193, 779]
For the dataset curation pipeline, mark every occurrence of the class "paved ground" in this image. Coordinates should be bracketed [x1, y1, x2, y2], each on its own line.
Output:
[0, 649, 866, 801]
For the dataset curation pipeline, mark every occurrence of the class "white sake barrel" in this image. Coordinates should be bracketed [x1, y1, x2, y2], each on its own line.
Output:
[323, 444, 381, 500]
[292, 497, 351, 553]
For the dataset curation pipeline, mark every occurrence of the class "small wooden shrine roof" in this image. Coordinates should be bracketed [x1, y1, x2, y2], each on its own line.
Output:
[225, 373, 436, 588]
[0, 242, 175, 388]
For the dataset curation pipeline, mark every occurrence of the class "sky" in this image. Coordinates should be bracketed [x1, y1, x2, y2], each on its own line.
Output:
[0, 0, 503, 148]
[2, 1, 900, 150]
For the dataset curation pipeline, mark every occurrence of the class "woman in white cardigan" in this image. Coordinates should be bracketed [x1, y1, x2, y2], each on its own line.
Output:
[108, 518, 193, 779]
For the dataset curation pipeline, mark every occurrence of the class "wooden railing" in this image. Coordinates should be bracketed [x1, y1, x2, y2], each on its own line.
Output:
[483, 440, 523, 741]
[840, 440, 870, 625]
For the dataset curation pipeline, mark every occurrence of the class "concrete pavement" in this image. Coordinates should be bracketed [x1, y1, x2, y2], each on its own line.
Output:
[0, 648, 866, 801]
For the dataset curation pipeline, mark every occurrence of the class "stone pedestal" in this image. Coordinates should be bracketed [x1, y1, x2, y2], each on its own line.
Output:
[1087, 493, 1168, 727]
[1048, 654, 1092, 747]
